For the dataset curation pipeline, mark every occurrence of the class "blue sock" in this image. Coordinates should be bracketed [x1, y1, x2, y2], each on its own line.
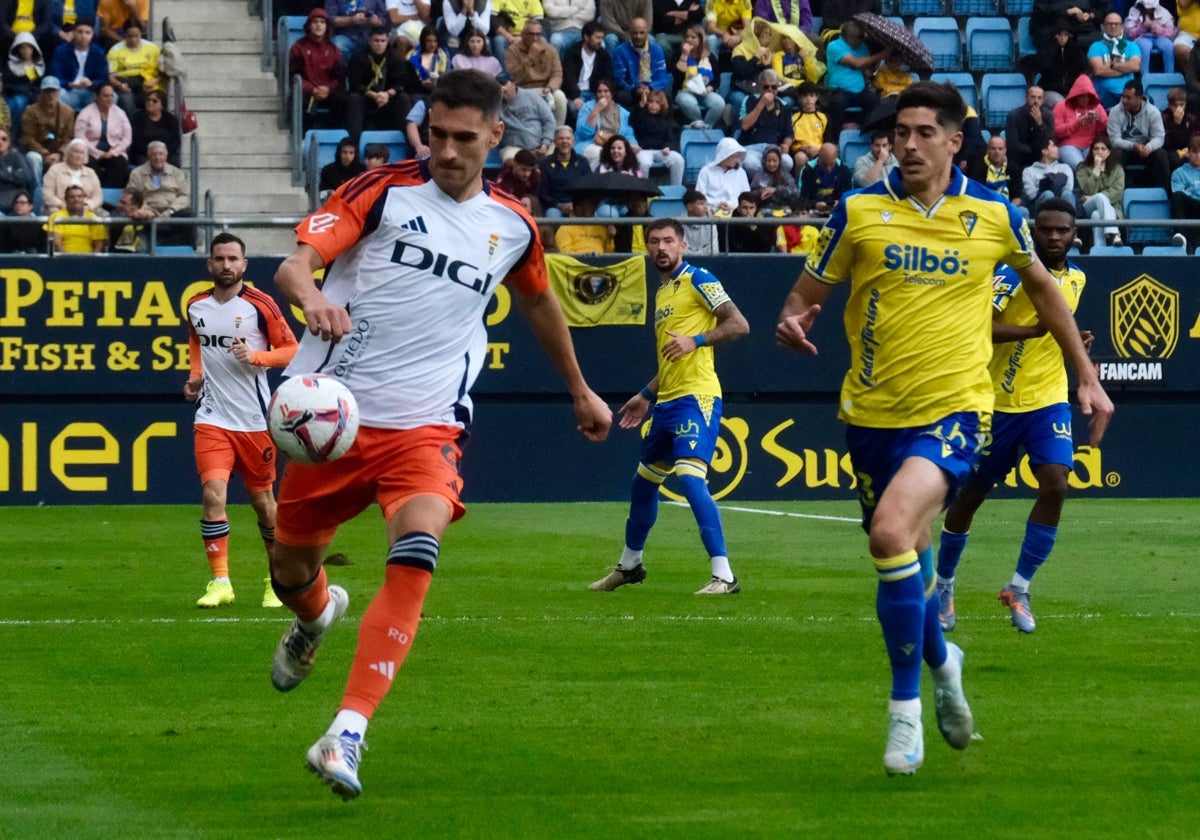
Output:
[918, 545, 934, 588]
[624, 473, 660, 552]
[1015, 520, 1058, 584]
[937, 528, 969, 580]
[923, 590, 948, 668]
[677, 473, 727, 558]
[876, 571, 925, 701]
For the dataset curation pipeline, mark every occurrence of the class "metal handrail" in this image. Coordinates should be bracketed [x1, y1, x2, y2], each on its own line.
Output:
[291, 74, 304, 184]
[258, 0, 273, 73]
[188, 131, 200, 218]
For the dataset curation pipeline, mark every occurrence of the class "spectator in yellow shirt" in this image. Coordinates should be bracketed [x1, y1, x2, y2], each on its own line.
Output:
[554, 195, 615, 254]
[45, 184, 107, 252]
[790, 80, 827, 167]
[106, 21, 161, 113]
[874, 52, 912, 99]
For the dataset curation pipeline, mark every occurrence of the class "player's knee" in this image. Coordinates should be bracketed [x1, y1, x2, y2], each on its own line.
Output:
[867, 516, 912, 559]
[1036, 465, 1070, 505]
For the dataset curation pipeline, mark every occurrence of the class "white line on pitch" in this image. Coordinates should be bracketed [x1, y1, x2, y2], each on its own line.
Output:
[666, 500, 860, 523]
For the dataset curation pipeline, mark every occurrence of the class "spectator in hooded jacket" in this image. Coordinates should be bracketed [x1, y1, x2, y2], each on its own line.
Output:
[3, 32, 45, 128]
[1053, 74, 1108, 170]
[1022, 18, 1087, 106]
[290, 7, 364, 137]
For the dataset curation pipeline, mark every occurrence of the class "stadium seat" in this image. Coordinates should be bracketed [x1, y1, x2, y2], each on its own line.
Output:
[684, 140, 720, 184]
[680, 128, 725, 157]
[483, 147, 503, 175]
[101, 187, 124, 207]
[981, 73, 1029, 131]
[303, 129, 347, 176]
[359, 130, 408, 164]
[953, 0, 998, 14]
[155, 245, 197, 255]
[930, 72, 978, 110]
[276, 15, 306, 77]
[658, 184, 687, 199]
[1005, 0, 1034, 14]
[838, 129, 871, 165]
[1140, 244, 1190, 255]
[1142, 72, 1185, 112]
[1087, 244, 1135, 256]
[966, 18, 1014, 73]
[912, 17, 962, 72]
[1016, 17, 1035, 59]
[1123, 188, 1174, 245]
[899, 0, 946, 14]
[649, 198, 687, 217]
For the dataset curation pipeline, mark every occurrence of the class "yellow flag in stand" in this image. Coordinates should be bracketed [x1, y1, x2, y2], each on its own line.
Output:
[546, 254, 648, 327]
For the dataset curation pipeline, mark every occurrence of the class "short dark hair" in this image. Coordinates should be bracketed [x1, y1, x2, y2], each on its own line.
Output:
[364, 143, 389, 161]
[683, 189, 706, 204]
[645, 218, 685, 237]
[1123, 79, 1144, 97]
[337, 136, 357, 151]
[797, 80, 819, 97]
[1034, 197, 1077, 222]
[895, 81, 967, 131]
[512, 148, 538, 166]
[582, 20, 602, 38]
[75, 15, 95, 28]
[871, 129, 892, 143]
[210, 232, 246, 256]
[430, 69, 502, 120]
[737, 191, 758, 205]
[369, 25, 390, 37]
[121, 188, 144, 207]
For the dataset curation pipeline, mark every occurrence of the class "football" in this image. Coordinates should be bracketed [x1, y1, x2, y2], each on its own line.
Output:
[267, 374, 360, 465]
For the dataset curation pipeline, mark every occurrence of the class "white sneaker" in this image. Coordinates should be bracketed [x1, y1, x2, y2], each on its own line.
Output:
[271, 584, 349, 692]
[695, 576, 740, 595]
[306, 730, 366, 800]
[883, 712, 924, 776]
[933, 642, 974, 750]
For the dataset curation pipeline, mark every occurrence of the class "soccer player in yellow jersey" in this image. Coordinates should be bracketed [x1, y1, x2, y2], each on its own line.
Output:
[591, 218, 750, 594]
[776, 83, 1113, 776]
[936, 199, 1093, 635]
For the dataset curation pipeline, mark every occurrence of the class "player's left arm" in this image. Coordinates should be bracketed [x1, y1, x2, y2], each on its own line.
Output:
[662, 299, 749, 362]
[514, 287, 613, 442]
[1016, 259, 1113, 445]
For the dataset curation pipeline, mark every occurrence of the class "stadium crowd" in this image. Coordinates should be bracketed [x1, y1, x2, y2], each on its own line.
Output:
[5, 0, 1200, 252]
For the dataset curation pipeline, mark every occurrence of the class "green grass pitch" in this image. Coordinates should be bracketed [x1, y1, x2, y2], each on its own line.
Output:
[2, 499, 1198, 838]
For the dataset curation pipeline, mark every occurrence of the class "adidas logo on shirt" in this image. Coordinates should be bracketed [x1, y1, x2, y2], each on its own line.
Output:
[400, 216, 428, 234]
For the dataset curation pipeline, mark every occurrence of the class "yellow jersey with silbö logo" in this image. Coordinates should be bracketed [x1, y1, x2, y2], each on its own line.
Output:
[654, 261, 730, 403]
[806, 166, 1035, 428]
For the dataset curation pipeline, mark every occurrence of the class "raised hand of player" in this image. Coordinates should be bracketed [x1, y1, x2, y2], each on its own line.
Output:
[574, 388, 613, 442]
[661, 330, 697, 361]
[776, 304, 822, 354]
[302, 295, 353, 342]
[618, 391, 650, 430]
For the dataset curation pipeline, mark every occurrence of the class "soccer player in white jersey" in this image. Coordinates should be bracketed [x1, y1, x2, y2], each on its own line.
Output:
[266, 69, 613, 800]
[184, 232, 299, 609]
[776, 83, 1113, 776]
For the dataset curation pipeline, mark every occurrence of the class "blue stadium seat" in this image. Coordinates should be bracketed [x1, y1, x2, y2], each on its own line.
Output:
[658, 184, 687, 199]
[838, 129, 871, 165]
[649, 198, 687, 217]
[483, 147, 503, 175]
[1087, 244, 1135, 256]
[1140, 244, 1190, 255]
[966, 18, 1014, 72]
[953, 0, 998, 15]
[1017, 17, 1035, 59]
[101, 187, 124, 207]
[680, 128, 725, 157]
[981, 73, 1028, 131]
[1123, 188, 1173, 245]
[155, 245, 197, 255]
[684, 140, 719, 184]
[912, 17, 962, 72]
[359, 130, 408, 164]
[1142, 72, 1185, 112]
[304, 129, 348, 175]
[1005, 0, 1034, 14]
[930, 72, 978, 110]
[899, 0, 946, 14]
[276, 15, 307, 76]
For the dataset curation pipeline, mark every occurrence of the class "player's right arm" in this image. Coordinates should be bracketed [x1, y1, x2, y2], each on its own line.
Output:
[275, 243, 352, 343]
[776, 270, 832, 355]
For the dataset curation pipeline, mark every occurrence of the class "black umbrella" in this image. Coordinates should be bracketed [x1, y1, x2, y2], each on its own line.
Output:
[567, 172, 661, 198]
[853, 12, 933, 74]
[862, 96, 898, 131]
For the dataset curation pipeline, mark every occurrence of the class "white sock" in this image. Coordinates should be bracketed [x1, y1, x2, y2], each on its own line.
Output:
[710, 555, 733, 582]
[214, 576, 230, 583]
[328, 709, 369, 740]
[618, 546, 643, 570]
[298, 591, 339, 634]
[1010, 573, 1031, 592]
[936, 574, 954, 586]
[888, 698, 921, 717]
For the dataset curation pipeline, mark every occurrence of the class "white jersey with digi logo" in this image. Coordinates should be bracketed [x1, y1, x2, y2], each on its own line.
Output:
[286, 160, 547, 430]
[187, 285, 299, 432]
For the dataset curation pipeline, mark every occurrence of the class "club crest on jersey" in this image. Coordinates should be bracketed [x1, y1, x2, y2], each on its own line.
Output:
[879, 211, 893, 224]
[958, 210, 979, 237]
[488, 232, 500, 258]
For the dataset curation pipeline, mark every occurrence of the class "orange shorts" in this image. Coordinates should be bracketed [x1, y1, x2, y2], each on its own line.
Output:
[275, 425, 467, 547]
[194, 424, 277, 491]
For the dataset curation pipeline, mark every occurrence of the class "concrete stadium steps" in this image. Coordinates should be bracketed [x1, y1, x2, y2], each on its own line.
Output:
[155, 0, 308, 255]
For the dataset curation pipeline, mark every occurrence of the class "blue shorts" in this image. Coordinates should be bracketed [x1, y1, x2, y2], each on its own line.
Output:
[846, 412, 987, 532]
[640, 394, 722, 466]
[972, 403, 1074, 487]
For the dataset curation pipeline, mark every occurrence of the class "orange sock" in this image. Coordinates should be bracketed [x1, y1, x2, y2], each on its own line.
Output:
[200, 519, 230, 579]
[277, 566, 330, 623]
[340, 564, 433, 718]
